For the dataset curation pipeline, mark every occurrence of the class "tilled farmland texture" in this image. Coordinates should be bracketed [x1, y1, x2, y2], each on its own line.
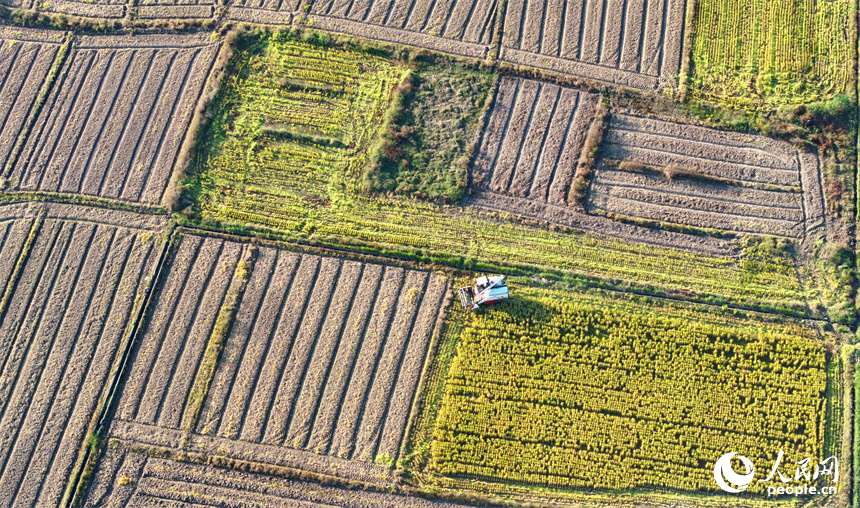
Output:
[0, 203, 164, 508]
[501, 0, 687, 89]
[112, 233, 449, 478]
[84, 444, 468, 507]
[589, 114, 826, 238]
[472, 76, 600, 205]
[0, 28, 65, 175]
[5, 32, 219, 206]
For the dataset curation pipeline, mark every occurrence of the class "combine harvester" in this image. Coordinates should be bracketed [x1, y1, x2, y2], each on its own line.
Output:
[458, 274, 510, 310]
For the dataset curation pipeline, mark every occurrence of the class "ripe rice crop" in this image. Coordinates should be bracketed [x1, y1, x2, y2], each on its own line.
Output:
[431, 286, 827, 493]
[690, 0, 854, 109]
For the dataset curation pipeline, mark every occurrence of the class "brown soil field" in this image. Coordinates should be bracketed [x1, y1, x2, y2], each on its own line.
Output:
[588, 113, 826, 238]
[0, 28, 65, 176]
[472, 76, 600, 205]
[310, 0, 498, 45]
[6, 32, 220, 206]
[0, 216, 162, 508]
[500, 0, 687, 89]
[113, 233, 450, 473]
[305, 0, 496, 58]
[83, 443, 467, 507]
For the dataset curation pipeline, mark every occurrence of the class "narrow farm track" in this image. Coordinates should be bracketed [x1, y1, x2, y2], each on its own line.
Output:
[0, 208, 163, 508]
[83, 445, 468, 508]
[501, 0, 687, 89]
[588, 114, 824, 238]
[472, 76, 600, 205]
[112, 232, 450, 474]
[7, 33, 219, 206]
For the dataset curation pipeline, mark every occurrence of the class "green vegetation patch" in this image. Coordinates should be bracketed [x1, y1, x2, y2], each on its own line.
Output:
[431, 286, 827, 493]
[363, 61, 496, 203]
[189, 30, 807, 314]
[690, 0, 855, 110]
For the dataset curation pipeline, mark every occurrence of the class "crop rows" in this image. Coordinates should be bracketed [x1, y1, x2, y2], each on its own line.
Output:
[500, 0, 686, 89]
[6, 33, 219, 206]
[115, 233, 449, 467]
[199, 35, 808, 313]
[691, 0, 854, 108]
[0, 29, 65, 174]
[0, 215, 161, 508]
[431, 286, 826, 492]
[311, 0, 498, 45]
[588, 114, 815, 237]
[83, 444, 467, 507]
[472, 76, 599, 205]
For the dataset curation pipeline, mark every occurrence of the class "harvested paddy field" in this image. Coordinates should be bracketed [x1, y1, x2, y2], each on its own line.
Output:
[588, 114, 826, 238]
[6, 32, 220, 205]
[428, 286, 828, 493]
[471, 76, 600, 205]
[0, 204, 163, 508]
[500, 0, 687, 89]
[0, 28, 65, 174]
[307, 0, 498, 58]
[112, 232, 449, 475]
[83, 443, 467, 508]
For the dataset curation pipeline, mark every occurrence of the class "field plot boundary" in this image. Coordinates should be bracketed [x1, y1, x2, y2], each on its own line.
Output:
[0, 216, 165, 508]
[110, 420, 397, 485]
[305, 15, 491, 59]
[82, 442, 473, 508]
[135, 5, 215, 19]
[52, 1, 125, 18]
[500, 46, 661, 90]
[226, 6, 293, 24]
[0, 202, 167, 230]
[0, 26, 68, 43]
[463, 190, 738, 256]
[73, 32, 218, 49]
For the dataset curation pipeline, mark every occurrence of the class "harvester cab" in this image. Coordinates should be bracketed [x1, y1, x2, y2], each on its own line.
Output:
[458, 274, 509, 311]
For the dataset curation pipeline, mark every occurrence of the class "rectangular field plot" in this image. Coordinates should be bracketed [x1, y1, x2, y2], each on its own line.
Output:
[471, 76, 600, 205]
[84, 444, 467, 508]
[430, 286, 828, 494]
[307, 0, 498, 58]
[0, 28, 65, 173]
[691, 0, 853, 109]
[587, 114, 826, 238]
[500, 0, 687, 89]
[7, 33, 219, 205]
[0, 211, 162, 508]
[113, 232, 450, 473]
